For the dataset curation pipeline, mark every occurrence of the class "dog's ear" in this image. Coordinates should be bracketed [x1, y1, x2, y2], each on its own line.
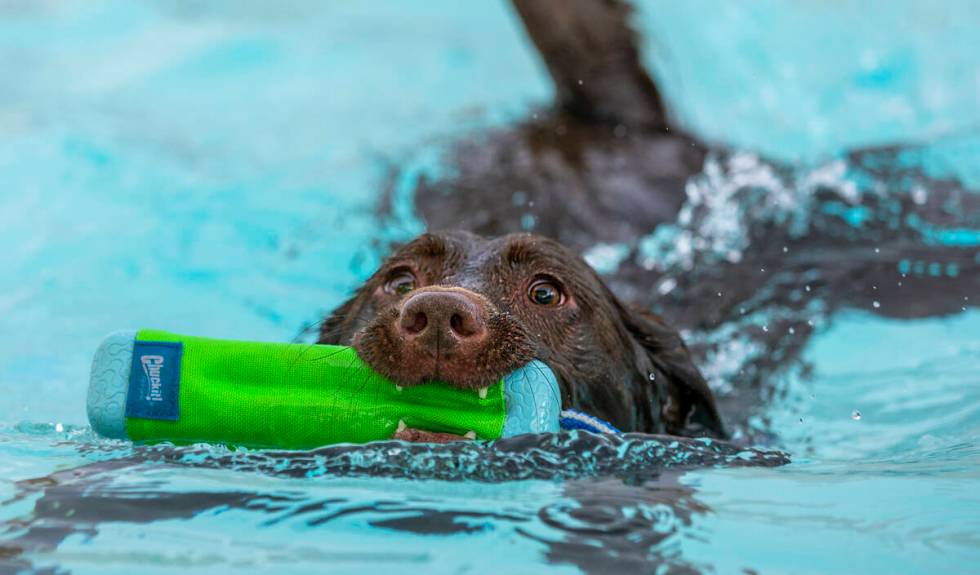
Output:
[617, 302, 727, 438]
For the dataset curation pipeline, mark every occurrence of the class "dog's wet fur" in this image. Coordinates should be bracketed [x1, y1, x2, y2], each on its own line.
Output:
[320, 0, 976, 443]
[318, 231, 725, 437]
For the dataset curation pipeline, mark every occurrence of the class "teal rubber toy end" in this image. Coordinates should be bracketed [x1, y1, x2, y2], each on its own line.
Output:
[502, 359, 561, 436]
[86, 330, 136, 440]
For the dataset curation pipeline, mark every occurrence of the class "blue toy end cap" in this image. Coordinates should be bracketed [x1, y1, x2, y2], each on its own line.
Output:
[87, 330, 138, 439]
[502, 359, 561, 436]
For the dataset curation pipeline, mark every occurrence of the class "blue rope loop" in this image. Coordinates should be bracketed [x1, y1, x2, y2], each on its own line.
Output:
[559, 409, 622, 434]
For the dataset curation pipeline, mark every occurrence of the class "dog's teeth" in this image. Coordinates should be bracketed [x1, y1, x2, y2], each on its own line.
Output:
[478, 387, 488, 399]
[396, 419, 407, 433]
[464, 430, 477, 439]
[395, 385, 403, 392]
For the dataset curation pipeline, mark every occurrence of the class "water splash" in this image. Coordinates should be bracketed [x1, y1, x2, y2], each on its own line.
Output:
[637, 145, 978, 274]
[70, 430, 788, 483]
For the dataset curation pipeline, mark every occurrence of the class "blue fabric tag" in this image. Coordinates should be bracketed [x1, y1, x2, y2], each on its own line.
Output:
[125, 340, 182, 421]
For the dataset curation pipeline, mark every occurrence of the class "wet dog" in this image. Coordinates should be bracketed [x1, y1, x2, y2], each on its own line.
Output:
[396, 0, 978, 440]
[322, 0, 976, 443]
[318, 231, 726, 439]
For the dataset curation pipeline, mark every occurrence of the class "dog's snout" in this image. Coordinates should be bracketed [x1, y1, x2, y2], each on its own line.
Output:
[397, 289, 487, 349]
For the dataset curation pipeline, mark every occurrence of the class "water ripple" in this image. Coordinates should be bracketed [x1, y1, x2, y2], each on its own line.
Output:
[95, 431, 789, 482]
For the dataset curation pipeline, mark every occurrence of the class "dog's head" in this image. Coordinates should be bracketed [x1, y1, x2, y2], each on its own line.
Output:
[319, 231, 724, 437]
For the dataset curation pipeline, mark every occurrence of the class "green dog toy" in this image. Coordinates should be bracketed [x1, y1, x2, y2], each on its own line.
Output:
[87, 329, 560, 450]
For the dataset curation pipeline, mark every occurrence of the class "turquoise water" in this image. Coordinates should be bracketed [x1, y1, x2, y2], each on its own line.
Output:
[1, 2, 978, 573]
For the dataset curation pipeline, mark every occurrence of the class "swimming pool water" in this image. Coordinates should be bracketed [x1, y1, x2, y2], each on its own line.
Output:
[1, 2, 978, 573]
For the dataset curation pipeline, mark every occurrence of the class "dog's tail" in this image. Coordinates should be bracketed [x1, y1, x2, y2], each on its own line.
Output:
[511, 0, 669, 132]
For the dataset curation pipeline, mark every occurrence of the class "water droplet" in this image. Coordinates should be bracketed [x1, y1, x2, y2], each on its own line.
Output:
[799, 417, 804, 424]
[717, 291, 722, 297]
[760, 267, 766, 273]
[788, 327, 796, 334]
[55, 423, 64, 432]
[739, 307, 746, 315]
[805, 285, 811, 292]
[874, 248, 880, 254]
[851, 410, 862, 421]
[648, 372, 656, 381]
[762, 325, 769, 332]
[521, 213, 536, 231]
[872, 301, 881, 309]
[782, 246, 788, 253]
[913, 188, 927, 205]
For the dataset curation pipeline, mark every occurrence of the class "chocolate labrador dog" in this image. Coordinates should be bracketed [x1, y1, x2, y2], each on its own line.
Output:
[319, 0, 977, 443]
[358, 0, 980, 441]
[318, 230, 725, 439]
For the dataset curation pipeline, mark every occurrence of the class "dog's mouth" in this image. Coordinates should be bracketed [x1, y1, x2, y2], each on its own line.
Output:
[375, 357, 561, 444]
[391, 420, 480, 443]
[349, 286, 538, 443]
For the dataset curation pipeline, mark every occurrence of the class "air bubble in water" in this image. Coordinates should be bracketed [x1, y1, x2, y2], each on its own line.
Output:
[851, 410, 862, 421]
[873, 301, 881, 309]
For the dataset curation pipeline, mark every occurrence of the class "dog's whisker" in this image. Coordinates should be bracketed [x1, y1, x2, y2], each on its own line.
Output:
[292, 317, 329, 343]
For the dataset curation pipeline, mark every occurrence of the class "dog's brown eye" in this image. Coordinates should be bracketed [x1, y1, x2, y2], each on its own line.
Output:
[529, 279, 562, 306]
[384, 271, 416, 296]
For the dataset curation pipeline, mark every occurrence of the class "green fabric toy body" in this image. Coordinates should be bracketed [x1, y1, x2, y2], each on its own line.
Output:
[87, 330, 560, 450]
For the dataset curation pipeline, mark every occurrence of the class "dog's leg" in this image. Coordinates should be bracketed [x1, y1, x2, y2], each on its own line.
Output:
[511, 0, 668, 131]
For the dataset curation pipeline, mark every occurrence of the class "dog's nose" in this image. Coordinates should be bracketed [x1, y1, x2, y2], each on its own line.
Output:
[397, 289, 487, 351]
